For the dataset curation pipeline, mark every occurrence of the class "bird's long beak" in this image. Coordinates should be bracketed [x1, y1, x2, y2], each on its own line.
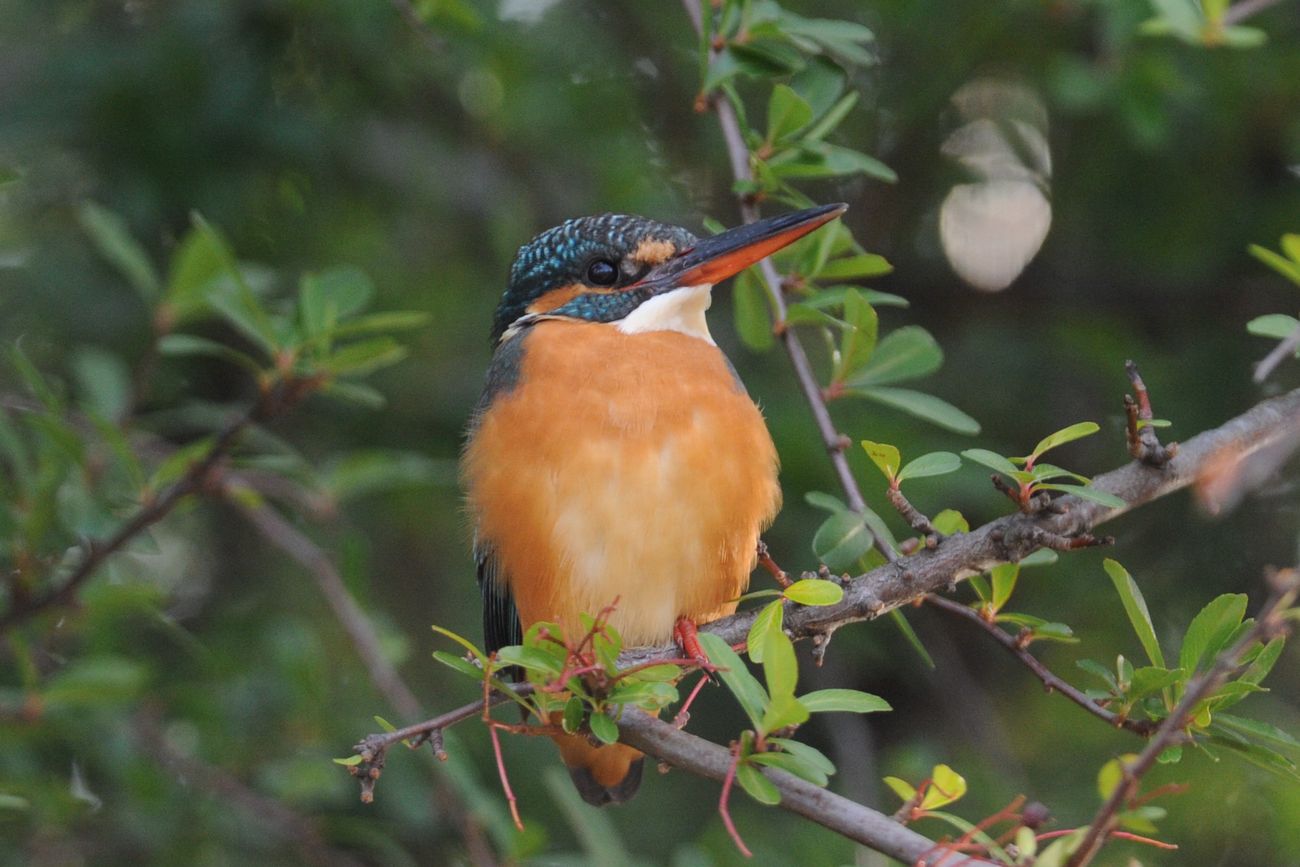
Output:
[633, 203, 848, 294]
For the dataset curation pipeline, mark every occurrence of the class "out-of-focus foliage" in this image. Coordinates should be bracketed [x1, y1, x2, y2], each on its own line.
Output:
[1, 0, 1299, 865]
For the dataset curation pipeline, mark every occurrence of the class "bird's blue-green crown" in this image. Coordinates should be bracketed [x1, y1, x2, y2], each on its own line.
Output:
[492, 214, 697, 342]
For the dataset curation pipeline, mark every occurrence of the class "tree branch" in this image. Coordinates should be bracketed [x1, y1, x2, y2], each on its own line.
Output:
[924, 595, 1157, 737]
[616, 707, 999, 865]
[617, 384, 1300, 668]
[1253, 320, 1300, 383]
[0, 382, 297, 636]
[1064, 568, 1299, 867]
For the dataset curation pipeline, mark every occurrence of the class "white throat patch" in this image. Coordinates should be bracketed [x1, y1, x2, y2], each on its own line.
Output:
[615, 284, 714, 344]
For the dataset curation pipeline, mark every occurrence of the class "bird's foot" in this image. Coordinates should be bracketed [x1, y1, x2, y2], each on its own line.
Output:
[673, 616, 719, 682]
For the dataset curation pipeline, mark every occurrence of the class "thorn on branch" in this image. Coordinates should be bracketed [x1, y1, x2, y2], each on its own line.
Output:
[1124, 361, 1178, 467]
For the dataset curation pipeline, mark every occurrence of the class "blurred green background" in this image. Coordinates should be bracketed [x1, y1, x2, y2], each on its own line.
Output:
[2, 0, 1299, 864]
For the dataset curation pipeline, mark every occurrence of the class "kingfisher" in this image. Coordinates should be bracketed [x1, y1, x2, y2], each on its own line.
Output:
[461, 203, 847, 806]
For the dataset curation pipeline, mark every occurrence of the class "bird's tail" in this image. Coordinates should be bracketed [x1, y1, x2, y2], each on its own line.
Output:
[550, 730, 644, 806]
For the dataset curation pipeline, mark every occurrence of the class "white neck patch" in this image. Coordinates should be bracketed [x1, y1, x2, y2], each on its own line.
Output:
[616, 285, 714, 344]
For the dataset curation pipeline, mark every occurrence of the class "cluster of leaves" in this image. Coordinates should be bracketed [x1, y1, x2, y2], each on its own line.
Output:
[702, 578, 890, 810]
[693, 2, 979, 438]
[80, 204, 430, 410]
[426, 612, 684, 745]
[1141, 0, 1268, 48]
[1246, 233, 1300, 361]
[962, 421, 1128, 511]
[1078, 559, 1296, 776]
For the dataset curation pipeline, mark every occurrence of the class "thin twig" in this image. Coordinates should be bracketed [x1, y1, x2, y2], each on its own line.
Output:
[1064, 568, 1299, 867]
[924, 595, 1156, 736]
[136, 707, 367, 867]
[1253, 320, 1300, 383]
[0, 384, 288, 636]
[1223, 0, 1288, 25]
[1124, 360, 1177, 466]
[683, 0, 896, 563]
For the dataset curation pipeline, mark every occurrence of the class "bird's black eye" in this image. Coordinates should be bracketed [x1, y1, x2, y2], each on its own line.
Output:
[585, 259, 619, 286]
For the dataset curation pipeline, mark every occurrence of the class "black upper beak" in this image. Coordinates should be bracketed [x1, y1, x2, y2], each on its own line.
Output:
[632, 203, 848, 294]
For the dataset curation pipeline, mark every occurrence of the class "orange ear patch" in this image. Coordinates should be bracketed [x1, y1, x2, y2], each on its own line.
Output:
[630, 238, 678, 266]
[527, 283, 592, 314]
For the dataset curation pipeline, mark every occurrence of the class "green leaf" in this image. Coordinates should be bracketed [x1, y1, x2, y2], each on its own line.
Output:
[961, 448, 1019, 476]
[1038, 483, 1127, 509]
[333, 754, 364, 767]
[1281, 233, 1300, 262]
[1030, 421, 1100, 462]
[326, 310, 431, 339]
[1077, 659, 1119, 690]
[1214, 713, 1300, 748]
[733, 269, 774, 351]
[1097, 754, 1137, 800]
[1030, 622, 1078, 643]
[1241, 637, 1285, 686]
[766, 84, 814, 143]
[431, 624, 488, 666]
[748, 750, 828, 787]
[322, 338, 408, 377]
[1248, 244, 1300, 285]
[768, 737, 836, 777]
[812, 511, 873, 573]
[760, 693, 810, 734]
[320, 380, 386, 408]
[625, 664, 681, 683]
[495, 645, 565, 678]
[897, 451, 961, 483]
[208, 285, 280, 356]
[562, 696, 584, 734]
[921, 764, 966, 809]
[729, 38, 806, 77]
[1180, 593, 1247, 674]
[78, 202, 159, 300]
[1247, 314, 1300, 342]
[699, 632, 768, 730]
[299, 266, 375, 336]
[844, 326, 943, 388]
[607, 680, 678, 711]
[1128, 666, 1184, 701]
[931, 509, 969, 535]
[852, 387, 980, 434]
[747, 600, 784, 666]
[883, 776, 916, 802]
[158, 333, 265, 375]
[804, 491, 847, 514]
[989, 563, 1019, 612]
[782, 578, 844, 606]
[833, 289, 878, 382]
[798, 688, 891, 715]
[735, 762, 781, 805]
[760, 626, 798, 703]
[1103, 559, 1166, 669]
[432, 650, 483, 680]
[889, 609, 935, 668]
[816, 253, 892, 280]
[860, 440, 901, 481]
[588, 712, 619, 745]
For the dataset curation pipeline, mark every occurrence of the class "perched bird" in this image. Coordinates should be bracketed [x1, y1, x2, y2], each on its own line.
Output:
[461, 203, 847, 805]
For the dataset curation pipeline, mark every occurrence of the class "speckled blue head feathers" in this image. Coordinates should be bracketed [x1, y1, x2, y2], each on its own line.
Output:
[492, 214, 697, 342]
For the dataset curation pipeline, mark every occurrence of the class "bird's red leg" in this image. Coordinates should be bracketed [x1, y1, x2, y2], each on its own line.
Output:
[674, 615, 721, 668]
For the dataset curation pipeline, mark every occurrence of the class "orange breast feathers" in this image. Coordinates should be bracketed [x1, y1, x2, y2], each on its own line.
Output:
[463, 319, 781, 647]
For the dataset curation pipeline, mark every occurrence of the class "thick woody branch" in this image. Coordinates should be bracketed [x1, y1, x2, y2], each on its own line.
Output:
[618, 385, 1300, 667]
[1064, 568, 1299, 867]
[616, 707, 999, 866]
[924, 595, 1156, 736]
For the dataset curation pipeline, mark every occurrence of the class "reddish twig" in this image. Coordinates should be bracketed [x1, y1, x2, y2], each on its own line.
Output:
[925, 595, 1156, 736]
[757, 540, 793, 588]
[719, 741, 753, 858]
[1064, 568, 1299, 867]
[1124, 361, 1177, 466]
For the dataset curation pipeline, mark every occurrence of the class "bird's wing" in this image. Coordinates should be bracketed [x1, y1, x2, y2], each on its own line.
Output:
[475, 537, 521, 655]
